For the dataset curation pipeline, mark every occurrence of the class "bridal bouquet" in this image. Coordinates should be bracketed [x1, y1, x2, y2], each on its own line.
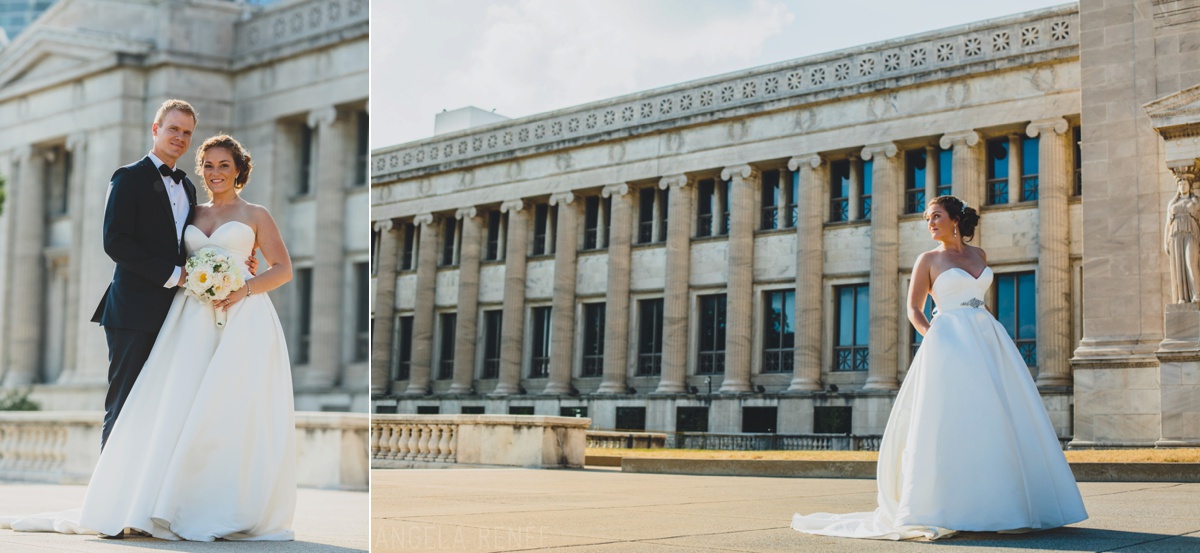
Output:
[183, 247, 246, 327]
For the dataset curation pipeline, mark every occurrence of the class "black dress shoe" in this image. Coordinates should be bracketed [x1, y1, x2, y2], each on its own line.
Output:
[98, 532, 124, 539]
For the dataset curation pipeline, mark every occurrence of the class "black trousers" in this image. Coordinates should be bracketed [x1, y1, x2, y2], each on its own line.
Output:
[102, 327, 157, 450]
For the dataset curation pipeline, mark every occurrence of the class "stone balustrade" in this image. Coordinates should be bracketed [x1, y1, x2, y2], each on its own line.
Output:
[0, 412, 368, 490]
[586, 431, 668, 449]
[372, 414, 590, 469]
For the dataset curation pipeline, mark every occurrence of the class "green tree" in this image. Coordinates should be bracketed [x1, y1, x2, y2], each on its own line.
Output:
[0, 388, 40, 411]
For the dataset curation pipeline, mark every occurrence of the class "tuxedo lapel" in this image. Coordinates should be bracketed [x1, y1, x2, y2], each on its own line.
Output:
[143, 157, 174, 224]
[184, 177, 198, 227]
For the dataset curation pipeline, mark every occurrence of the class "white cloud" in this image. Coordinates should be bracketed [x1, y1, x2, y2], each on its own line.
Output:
[445, 0, 794, 120]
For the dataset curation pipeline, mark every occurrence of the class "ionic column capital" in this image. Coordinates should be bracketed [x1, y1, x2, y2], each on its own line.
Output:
[939, 130, 981, 149]
[788, 154, 822, 171]
[549, 191, 576, 205]
[373, 218, 395, 232]
[306, 105, 338, 129]
[861, 142, 899, 160]
[1026, 117, 1070, 138]
[601, 183, 630, 198]
[1169, 163, 1198, 186]
[66, 132, 87, 153]
[455, 206, 478, 220]
[413, 212, 435, 226]
[658, 174, 690, 189]
[720, 164, 755, 181]
[500, 199, 525, 213]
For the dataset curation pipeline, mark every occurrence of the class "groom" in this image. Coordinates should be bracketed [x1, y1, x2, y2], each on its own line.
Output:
[91, 99, 199, 450]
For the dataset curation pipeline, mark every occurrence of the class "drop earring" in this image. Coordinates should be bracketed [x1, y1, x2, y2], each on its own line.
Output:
[954, 226, 959, 237]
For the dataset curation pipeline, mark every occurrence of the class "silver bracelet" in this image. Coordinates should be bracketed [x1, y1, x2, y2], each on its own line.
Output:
[245, 280, 252, 296]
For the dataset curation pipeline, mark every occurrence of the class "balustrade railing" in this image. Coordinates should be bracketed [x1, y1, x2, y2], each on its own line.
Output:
[371, 414, 591, 468]
[371, 419, 459, 463]
[587, 431, 667, 449]
[665, 433, 884, 451]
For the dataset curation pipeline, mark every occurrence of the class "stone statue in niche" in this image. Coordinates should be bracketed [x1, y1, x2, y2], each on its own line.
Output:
[1165, 169, 1200, 303]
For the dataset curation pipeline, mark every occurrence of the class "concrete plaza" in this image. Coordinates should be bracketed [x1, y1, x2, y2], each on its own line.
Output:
[0, 484, 368, 552]
[372, 467, 1200, 552]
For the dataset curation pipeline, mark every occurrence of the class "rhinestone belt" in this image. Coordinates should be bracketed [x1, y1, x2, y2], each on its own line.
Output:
[960, 298, 984, 308]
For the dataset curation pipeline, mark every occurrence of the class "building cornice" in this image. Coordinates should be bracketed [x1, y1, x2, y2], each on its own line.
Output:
[233, 0, 369, 70]
[372, 4, 1079, 184]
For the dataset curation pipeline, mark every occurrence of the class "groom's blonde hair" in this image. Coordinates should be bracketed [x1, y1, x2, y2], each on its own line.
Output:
[154, 99, 198, 126]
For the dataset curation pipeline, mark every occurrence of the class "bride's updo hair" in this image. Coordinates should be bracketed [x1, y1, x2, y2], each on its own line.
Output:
[928, 195, 980, 241]
[194, 134, 253, 191]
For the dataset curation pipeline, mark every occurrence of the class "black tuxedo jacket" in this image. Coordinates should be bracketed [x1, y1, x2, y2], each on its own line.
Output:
[91, 156, 197, 333]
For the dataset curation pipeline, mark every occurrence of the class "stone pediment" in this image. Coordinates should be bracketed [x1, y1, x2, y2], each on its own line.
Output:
[0, 27, 152, 92]
[1144, 83, 1200, 139]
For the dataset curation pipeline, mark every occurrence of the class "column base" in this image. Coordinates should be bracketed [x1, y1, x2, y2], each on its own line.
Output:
[542, 382, 573, 395]
[402, 382, 431, 395]
[861, 378, 898, 391]
[447, 383, 472, 394]
[653, 381, 686, 394]
[718, 381, 751, 393]
[596, 382, 627, 394]
[490, 383, 520, 396]
[1156, 439, 1200, 448]
[786, 379, 822, 392]
[1035, 375, 1072, 387]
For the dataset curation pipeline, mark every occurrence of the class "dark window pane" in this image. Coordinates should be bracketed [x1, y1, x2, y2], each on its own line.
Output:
[834, 284, 869, 371]
[861, 160, 873, 219]
[394, 315, 413, 381]
[830, 160, 850, 222]
[938, 149, 953, 196]
[676, 407, 709, 432]
[582, 303, 606, 377]
[742, 407, 777, 433]
[483, 310, 503, 379]
[616, 407, 647, 431]
[533, 203, 549, 255]
[987, 138, 1009, 205]
[638, 188, 656, 244]
[698, 294, 726, 375]
[530, 306, 552, 378]
[584, 196, 600, 249]
[438, 313, 456, 380]
[762, 290, 794, 373]
[814, 406, 852, 434]
[761, 169, 779, 230]
[637, 299, 664, 376]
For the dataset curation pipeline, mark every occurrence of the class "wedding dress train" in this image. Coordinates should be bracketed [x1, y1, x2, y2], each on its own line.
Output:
[2, 221, 296, 541]
[791, 267, 1087, 540]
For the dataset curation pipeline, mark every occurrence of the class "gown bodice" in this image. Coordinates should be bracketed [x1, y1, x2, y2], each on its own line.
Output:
[929, 266, 992, 314]
[184, 221, 255, 277]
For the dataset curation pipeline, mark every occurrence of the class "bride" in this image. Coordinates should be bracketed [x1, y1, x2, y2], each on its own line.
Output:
[791, 195, 1087, 540]
[2, 135, 296, 541]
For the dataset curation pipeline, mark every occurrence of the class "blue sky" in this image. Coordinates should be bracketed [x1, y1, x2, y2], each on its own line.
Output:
[372, 0, 1071, 148]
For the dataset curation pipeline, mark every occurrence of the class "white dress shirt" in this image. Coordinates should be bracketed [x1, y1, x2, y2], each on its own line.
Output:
[147, 151, 190, 288]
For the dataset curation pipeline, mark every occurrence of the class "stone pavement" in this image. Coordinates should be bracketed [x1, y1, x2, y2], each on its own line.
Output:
[0, 484, 367, 551]
[372, 467, 1200, 552]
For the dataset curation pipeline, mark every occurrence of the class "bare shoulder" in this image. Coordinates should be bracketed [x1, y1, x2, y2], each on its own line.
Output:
[243, 202, 276, 224]
[969, 244, 988, 263]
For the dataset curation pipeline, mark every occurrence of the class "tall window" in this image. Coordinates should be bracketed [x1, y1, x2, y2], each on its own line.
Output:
[530, 306, 552, 378]
[696, 178, 729, 237]
[1020, 135, 1039, 201]
[400, 222, 416, 270]
[370, 228, 380, 275]
[485, 211, 504, 261]
[786, 170, 799, 227]
[482, 310, 502, 379]
[937, 149, 953, 197]
[297, 124, 313, 196]
[761, 169, 780, 229]
[583, 196, 611, 250]
[582, 303, 606, 377]
[355, 262, 369, 361]
[637, 187, 669, 244]
[437, 313, 456, 380]
[905, 150, 927, 214]
[986, 138, 1009, 205]
[762, 290, 794, 373]
[1072, 126, 1082, 196]
[698, 294, 727, 374]
[637, 298, 664, 376]
[295, 267, 313, 364]
[532, 203, 555, 255]
[860, 159, 874, 219]
[440, 218, 460, 266]
[834, 283, 869, 371]
[996, 272, 1037, 367]
[355, 111, 369, 186]
[910, 295, 934, 361]
[45, 147, 71, 216]
[393, 315, 413, 380]
[830, 160, 850, 222]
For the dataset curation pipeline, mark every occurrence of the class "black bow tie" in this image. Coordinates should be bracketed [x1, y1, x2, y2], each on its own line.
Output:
[158, 164, 187, 184]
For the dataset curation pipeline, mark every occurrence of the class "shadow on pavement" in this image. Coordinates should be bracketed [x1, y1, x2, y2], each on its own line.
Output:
[934, 527, 1200, 551]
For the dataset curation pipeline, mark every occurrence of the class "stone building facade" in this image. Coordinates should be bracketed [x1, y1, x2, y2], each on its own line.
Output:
[371, 1, 1200, 446]
[0, 0, 370, 412]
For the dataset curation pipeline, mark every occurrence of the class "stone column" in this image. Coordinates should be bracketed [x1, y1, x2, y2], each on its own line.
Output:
[493, 200, 528, 396]
[62, 133, 87, 383]
[789, 154, 826, 392]
[1008, 133, 1022, 202]
[862, 143, 901, 391]
[655, 175, 692, 394]
[940, 131, 984, 211]
[720, 164, 757, 393]
[305, 105, 347, 389]
[451, 207, 482, 394]
[1028, 118, 1073, 386]
[924, 145, 938, 206]
[370, 219, 399, 396]
[599, 184, 632, 394]
[848, 154, 862, 221]
[405, 213, 439, 395]
[545, 193, 579, 394]
[3, 147, 44, 386]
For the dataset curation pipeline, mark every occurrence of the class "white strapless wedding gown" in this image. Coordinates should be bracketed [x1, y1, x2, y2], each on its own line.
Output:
[2, 221, 296, 541]
[791, 267, 1087, 540]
